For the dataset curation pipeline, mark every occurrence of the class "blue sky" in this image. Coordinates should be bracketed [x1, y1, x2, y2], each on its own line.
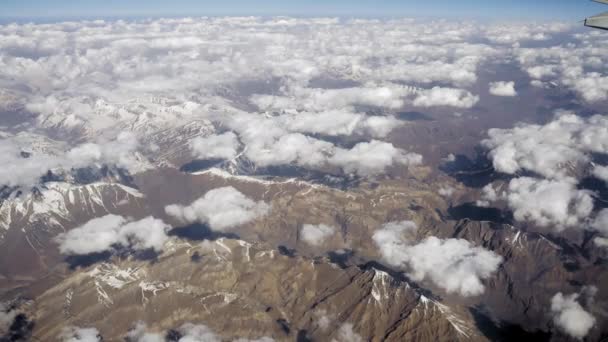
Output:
[0, 0, 604, 20]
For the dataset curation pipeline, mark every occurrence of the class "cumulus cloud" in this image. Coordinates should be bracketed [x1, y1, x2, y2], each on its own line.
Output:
[438, 186, 455, 197]
[373, 221, 502, 296]
[412, 87, 479, 108]
[165, 187, 270, 231]
[66, 132, 148, 172]
[60, 326, 102, 342]
[300, 224, 336, 246]
[0, 303, 17, 333]
[176, 323, 222, 342]
[593, 165, 608, 184]
[126, 321, 273, 342]
[591, 209, 608, 248]
[489, 81, 517, 97]
[331, 323, 363, 342]
[125, 321, 164, 342]
[515, 32, 608, 103]
[329, 140, 422, 176]
[0, 139, 62, 188]
[480, 177, 593, 230]
[190, 132, 240, 160]
[55, 215, 170, 255]
[591, 209, 608, 236]
[551, 291, 596, 339]
[251, 84, 411, 113]
[314, 309, 333, 331]
[483, 113, 608, 179]
[0, 131, 147, 189]
[281, 110, 402, 138]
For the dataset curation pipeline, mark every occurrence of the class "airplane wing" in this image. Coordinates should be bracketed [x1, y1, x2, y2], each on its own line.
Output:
[585, 11, 608, 30]
[586, 1, 608, 30]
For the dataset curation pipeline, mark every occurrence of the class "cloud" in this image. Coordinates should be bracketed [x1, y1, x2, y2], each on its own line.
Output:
[280, 110, 402, 139]
[0, 131, 148, 189]
[515, 32, 608, 103]
[489, 81, 517, 97]
[314, 309, 333, 331]
[412, 87, 479, 108]
[0, 303, 17, 333]
[251, 84, 411, 113]
[329, 140, 422, 176]
[218, 111, 420, 176]
[373, 221, 502, 296]
[593, 165, 608, 184]
[506, 177, 594, 230]
[66, 132, 148, 173]
[177, 323, 222, 342]
[300, 224, 336, 246]
[60, 326, 102, 342]
[551, 291, 596, 339]
[0, 139, 62, 188]
[126, 321, 273, 342]
[331, 323, 363, 342]
[438, 186, 455, 197]
[483, 112, 608, 179]
[591, 209, 608, 248]
[55, 215, 170, 255]
[190, 132, 240, 160]
[480, 177, 593, 230]
[165, 187, 270, 231]
[125, 321, 164, 342]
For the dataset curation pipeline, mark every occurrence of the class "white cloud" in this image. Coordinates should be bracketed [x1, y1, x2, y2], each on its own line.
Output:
[329, 140, 422, 176]
[412, 87, 479, 108]
[480, 177, 593, 230]
[591, 209, 608, 239]
[0, 131, 148, 189]
[251, 84, 411, 113]
[483, 113, 608, 179]
[331, 323, 363, 342]
[593, 165, 608, 184]
[314, 309, 333, 331]
[280, 110, 402, 139]
[165, 187, 270, 231]
[177, 323, 222, 342]
[125, 321, 164, 342]
[489, 81, 517, 97]
[0, 139, 62, 188]
[66, 132, 146, 172]
[373, 221, 502, 296]
[190, 132, 240, 160]
[126, 321, 273, 342]
[60, 326, 102, 342]
[438, 186, 455, 197]
[300, 224, 336, 246]
[0, 303, 17, 334]
[551, 292, 596, 339]
[55, 215, 170, 255]
[515, 35, 608, 103]
[595, 237, 608, 248]
[506, 177, 594, 230]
